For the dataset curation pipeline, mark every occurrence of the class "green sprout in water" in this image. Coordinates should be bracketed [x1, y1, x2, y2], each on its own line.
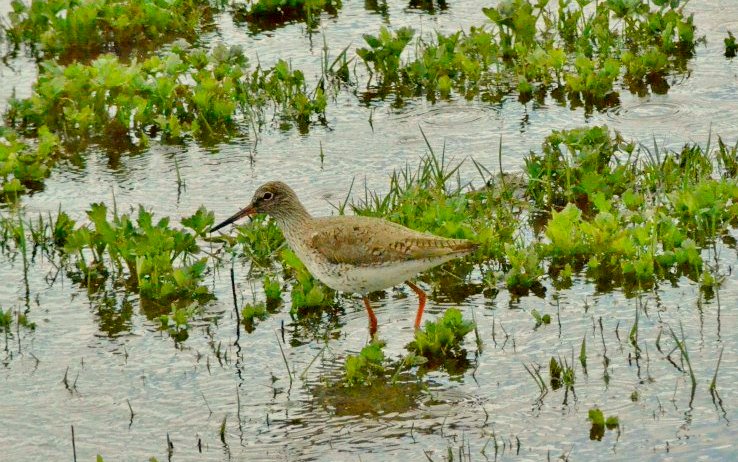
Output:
[531, 309, 551, 328]
[344, 340, 386, 387]
[241, 302, 268, 333]
[588, 407, 620, 441]
[406, 308, 474, 368]
[725, 31, 737, 58]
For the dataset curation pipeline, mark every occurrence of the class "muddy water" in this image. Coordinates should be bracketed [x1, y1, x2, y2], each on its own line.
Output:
[1, 1, 738, 460]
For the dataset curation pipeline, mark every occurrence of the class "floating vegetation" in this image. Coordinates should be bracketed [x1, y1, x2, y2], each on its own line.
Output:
[0, 126, 60, 199]
[356, 0, 699, 108]
[61, 203, 214, 307]
[406, 308, 474, 369]
[3, 0, 220, 61]
[5, 42, 327, 148]
[231, 0, 341, 32]
[587, 407, 619, 441]
[344, 340, 386, 386]
[241, 301, 268, 332]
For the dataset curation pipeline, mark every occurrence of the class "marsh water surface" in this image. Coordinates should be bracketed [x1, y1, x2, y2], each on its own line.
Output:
[2, 1, 738, 460]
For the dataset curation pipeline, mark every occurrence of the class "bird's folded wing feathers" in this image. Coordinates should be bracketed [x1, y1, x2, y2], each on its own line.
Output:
[309, 218, 476, 266]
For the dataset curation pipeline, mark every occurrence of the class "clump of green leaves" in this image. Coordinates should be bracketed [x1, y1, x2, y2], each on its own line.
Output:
[0, 126, 60, 199]
[549, 356, 576, 403]
[0, 306, 36, 348]
[504, 242, 545, 295]
[344, 340, 386, 386]
[524, 126, 635, 209]
[222, 215, 285, 268]
[4, 0, 219, 61]
[588, 407, 619, 441]
[158, 304, 199, 341]
[5, 43, 327, 147]
[241, 301, 268, 332]
[406, 308, 474, 365]
[62, 203, 214, 306]
[280, 248, 335, 313]
[357, 0, 699, 108]
[263, 275, 282, 304]
[357, 26, 415, 86]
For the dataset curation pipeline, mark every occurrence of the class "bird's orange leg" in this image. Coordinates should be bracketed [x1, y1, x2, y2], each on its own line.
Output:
[362, 296, 378, 337]
[406, 281, 427, 331]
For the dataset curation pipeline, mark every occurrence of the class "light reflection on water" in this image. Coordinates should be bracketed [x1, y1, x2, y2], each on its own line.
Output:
[1, 0, 738, 460]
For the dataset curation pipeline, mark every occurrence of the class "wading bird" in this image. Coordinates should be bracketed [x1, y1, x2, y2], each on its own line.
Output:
[211, 181, 478, 335]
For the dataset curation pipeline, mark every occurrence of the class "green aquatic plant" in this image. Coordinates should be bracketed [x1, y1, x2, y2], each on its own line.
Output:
[0, 307, 36, 344]
[726, 31, 737, 58]
[504, 243, 544, 295]
[357, 26, 415, 86]
[524, 126, 636, 209]
[62, 203, 214, 305]
[0, 126, 60, 199]
[588, 407, 619, 441]
[549, 356, 575, 394]
[280, 248, 335, 312]
[263, 275, 282, 304]
[158, 303, 199, 341]
[531, 309, 551, 328]
[232, 0, 341, 32]
[224, 215, 285, 268]
[241, 301, 268, 332]
[5, 43, 327, 147]
[357, 0, 698, 107]
[406, 308, 474, 366]
[344, 340, 386, 386]
[3, 0, 219, 61]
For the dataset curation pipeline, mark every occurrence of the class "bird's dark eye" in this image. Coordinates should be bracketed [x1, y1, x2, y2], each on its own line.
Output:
[262, 191, 274, 201]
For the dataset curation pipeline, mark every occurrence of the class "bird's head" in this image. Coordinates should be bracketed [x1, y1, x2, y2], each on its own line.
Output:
[210, 181, 302, 232]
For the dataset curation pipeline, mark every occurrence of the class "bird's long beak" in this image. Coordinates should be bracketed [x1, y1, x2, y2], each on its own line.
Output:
[210, 204, 256, 233]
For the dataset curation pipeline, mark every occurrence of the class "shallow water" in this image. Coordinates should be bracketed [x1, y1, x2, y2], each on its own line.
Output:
[1, 1, 738, 460]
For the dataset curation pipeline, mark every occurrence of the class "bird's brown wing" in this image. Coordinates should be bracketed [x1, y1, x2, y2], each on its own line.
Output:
[308, 216, 477, 266]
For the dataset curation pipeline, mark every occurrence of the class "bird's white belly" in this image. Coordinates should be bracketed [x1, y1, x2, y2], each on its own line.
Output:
[306, 256, 456, 294]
